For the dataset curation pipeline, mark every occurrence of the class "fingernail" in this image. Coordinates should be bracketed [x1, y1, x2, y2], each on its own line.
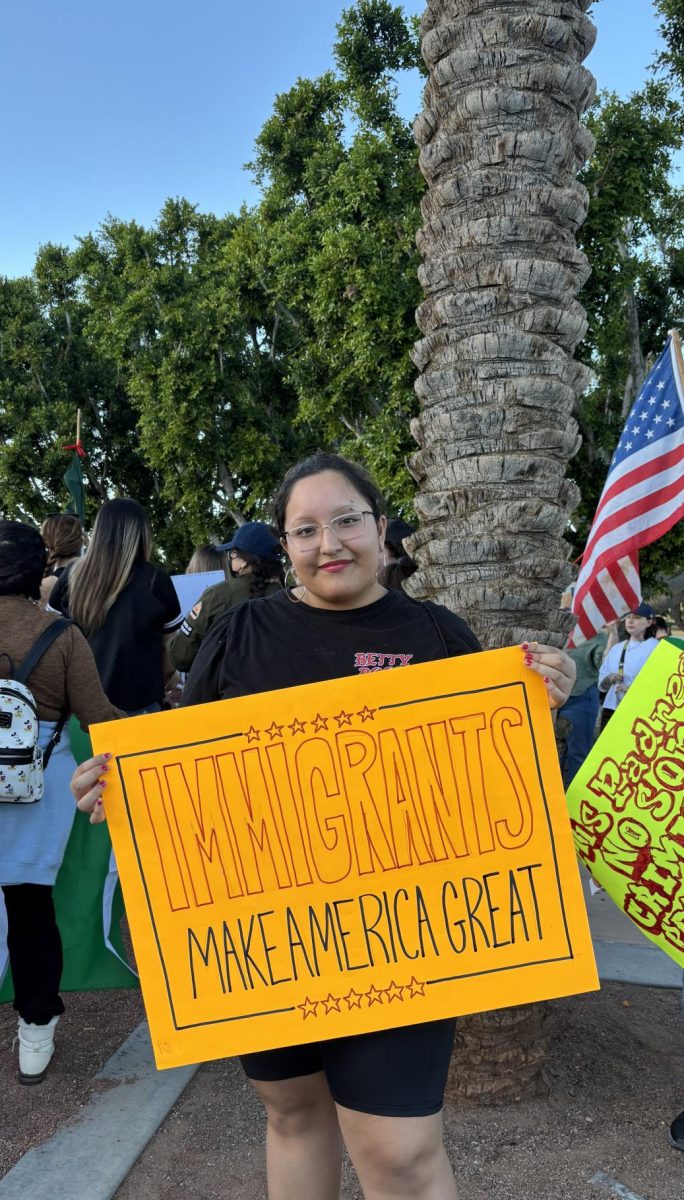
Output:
[524, 655, 533, 664]
[544, 676, 550, 683]
[521, 642, 529, 651]
[98, 779, 107, 788]
[96, 798, 103, 806]
[104, 753, 112, 760]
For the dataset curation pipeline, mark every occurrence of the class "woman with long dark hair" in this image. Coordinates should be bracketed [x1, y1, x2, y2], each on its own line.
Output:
[0, 521, 120, 1083]
[73, 454, 575, 1200]
[49, 499, 181, 714]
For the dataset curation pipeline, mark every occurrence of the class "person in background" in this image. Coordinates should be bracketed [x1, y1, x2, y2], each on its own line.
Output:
[73, 452, 576, 1200]
[48, 499, 182, 714]
[0, 522, 121, 1083]
[170, 522, 283, 674]
[654, 615, 672, 640]
[39, 514, 84, 608]
[382, 517, 417, 592]
[186, 544, 229, 576]
[559, 628, 607, 786]
[597, 603, 658, 729]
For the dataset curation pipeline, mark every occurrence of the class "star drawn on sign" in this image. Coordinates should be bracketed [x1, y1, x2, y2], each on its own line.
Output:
[366, 984, 385, 1007]
[312, 713, 329, 732]
[266, 720, 284, 740]
[322, 993, 342, 1014]
[334, 710, 353, 728]
[385, 980, 404, 1004]
[288, 717, 307, 736]
[298, 996, 319, 1020]
[245, 726, 261, 744]
[357, 705, 376, 723]
[343, 988, 363, 1010]
[405, 976, 426, 999]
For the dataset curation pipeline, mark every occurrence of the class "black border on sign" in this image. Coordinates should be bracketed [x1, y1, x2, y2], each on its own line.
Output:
[115, 679, 573, 1031]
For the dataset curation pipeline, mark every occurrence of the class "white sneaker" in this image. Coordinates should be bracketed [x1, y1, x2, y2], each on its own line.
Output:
[16, 1015, 59, 1084]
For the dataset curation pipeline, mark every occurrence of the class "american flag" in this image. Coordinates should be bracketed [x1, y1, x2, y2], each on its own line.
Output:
[570, 331, 684, 645]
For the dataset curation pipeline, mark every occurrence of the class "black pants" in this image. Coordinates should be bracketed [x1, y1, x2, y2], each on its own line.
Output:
[2, 884, 65, 1025]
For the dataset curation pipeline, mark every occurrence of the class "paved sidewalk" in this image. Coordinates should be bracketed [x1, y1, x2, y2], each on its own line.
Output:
[580, 867, 682, 988]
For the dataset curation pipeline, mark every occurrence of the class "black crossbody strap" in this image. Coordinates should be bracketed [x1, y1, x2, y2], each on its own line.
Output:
[14, 619, 74, 684]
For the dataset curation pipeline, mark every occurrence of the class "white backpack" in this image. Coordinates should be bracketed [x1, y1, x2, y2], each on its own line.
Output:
[0, 619, 72, 803]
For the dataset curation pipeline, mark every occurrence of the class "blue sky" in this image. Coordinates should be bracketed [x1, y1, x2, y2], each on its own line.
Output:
[1, 0, 672, 279]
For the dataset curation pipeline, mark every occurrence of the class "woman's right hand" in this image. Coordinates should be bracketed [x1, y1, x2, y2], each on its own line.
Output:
[70, 753, 111, 825]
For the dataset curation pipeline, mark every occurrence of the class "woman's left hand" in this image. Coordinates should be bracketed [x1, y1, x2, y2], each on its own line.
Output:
[522, 642, 576, 710]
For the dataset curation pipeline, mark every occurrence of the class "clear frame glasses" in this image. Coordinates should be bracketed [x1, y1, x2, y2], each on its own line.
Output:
[283, 510, 374, 547]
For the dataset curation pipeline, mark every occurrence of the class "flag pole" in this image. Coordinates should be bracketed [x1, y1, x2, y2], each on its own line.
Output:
[669, 328, 684, 377]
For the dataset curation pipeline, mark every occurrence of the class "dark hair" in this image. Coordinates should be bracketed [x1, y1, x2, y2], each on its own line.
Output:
[40, 513, 84, 573]
[235, 549, 285, 598]
[381, 556, 417, 592]
[272, 453, 386, 534]
[0, 521, 47, 600]
[653, 615, 671, 637]
[186, 545, 228, 575]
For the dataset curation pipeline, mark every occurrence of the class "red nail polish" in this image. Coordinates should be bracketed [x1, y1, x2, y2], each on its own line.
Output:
[524, 655, 533, 664]
[521, 642, 529, 651]
[544, 676, 550, 683]
[103, 753, 112, 760]
[98, 779, 107, 788]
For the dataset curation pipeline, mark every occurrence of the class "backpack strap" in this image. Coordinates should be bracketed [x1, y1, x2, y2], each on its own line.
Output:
[15, 619, 74, 770]
[14, 619, 74, 685]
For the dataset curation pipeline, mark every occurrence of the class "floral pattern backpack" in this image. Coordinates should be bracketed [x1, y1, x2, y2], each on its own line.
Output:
[0, 619, 73, 803]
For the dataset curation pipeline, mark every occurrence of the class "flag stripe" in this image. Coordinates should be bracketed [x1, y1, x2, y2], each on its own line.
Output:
[570, 333, 684, 646]
[577, 474, 684, 588]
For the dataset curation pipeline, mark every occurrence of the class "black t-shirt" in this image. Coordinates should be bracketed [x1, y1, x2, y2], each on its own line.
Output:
[182, 588, 481, 707]
[50, 561, 182, 711]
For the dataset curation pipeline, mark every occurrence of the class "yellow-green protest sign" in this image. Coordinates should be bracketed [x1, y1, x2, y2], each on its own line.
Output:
[91, 649, 598, 1070]
[567, 640, 684, 967]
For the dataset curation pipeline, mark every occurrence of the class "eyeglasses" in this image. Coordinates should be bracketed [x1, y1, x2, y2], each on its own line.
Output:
[283, 511, 374, 546]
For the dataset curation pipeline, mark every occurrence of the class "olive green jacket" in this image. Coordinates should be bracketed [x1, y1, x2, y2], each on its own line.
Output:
[170, 576, 281, 673]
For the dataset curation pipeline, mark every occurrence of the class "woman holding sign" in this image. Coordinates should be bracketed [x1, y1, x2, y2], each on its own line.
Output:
[72, 453, 575, 1200]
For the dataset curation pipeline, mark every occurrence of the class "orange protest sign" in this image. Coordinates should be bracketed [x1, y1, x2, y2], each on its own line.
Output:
[91, 648, 598, 1069]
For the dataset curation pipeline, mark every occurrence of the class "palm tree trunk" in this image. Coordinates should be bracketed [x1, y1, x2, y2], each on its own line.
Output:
[408, 0, 596, 649]
[409, 0, 596, 1101]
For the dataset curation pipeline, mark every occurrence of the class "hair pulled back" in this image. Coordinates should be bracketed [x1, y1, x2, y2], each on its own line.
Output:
[0, 521, 47, 600]
[41, 513, 84, 573]
[186, 545, 228, 575]
[272, 453, 386, 534]
[67, 499, 152, 636]
[234, 549, 285, 598]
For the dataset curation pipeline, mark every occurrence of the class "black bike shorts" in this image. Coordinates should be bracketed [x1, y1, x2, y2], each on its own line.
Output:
[240, 1017, 456, 1117]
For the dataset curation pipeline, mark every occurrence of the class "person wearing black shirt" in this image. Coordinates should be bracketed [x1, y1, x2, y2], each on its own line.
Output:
[73, 454, 575, 1200]
[49, 500, 181, 713]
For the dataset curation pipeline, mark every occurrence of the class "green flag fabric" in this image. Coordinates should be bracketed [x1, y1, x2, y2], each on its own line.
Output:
[0, 718, 137, 1002]
[63, 451, 86, 522]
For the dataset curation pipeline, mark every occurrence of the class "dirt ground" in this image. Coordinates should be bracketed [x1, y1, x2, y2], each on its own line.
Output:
[1, 981, 683, 1198]
[0, 987, 145, 1177]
